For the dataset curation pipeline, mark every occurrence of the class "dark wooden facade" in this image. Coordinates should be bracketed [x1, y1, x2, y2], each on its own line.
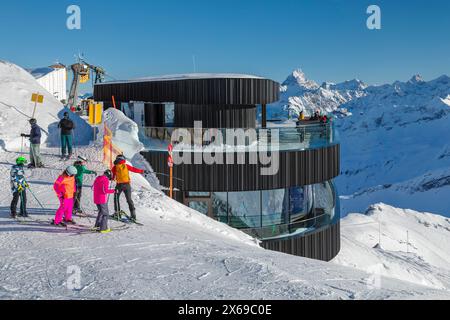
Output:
[144, 103, 165, 127]
[94, 77, 279, 106]
[174, 104, 257, 128]
[262, 222, 341, 261]
[141, 144, 340, 192]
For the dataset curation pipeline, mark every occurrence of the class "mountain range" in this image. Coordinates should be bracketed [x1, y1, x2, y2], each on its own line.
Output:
[270, 69, 450, 217]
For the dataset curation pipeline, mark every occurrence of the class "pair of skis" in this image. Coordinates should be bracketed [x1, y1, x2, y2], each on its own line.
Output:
[112, 211, 144, 226]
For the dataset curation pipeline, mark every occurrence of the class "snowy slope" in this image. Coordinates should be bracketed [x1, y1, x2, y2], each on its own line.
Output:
[1, 148, 450, 299]
[335, 203, 450, 290]
[2, 62, 450, 299]
[337, 75, 450, 216]
[0, 61, 91, 150]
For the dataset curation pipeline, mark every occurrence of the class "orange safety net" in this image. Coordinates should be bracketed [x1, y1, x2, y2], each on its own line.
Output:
[103, 123, 123, 169]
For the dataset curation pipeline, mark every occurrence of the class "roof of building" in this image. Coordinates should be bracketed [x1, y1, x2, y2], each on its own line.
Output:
[94, 73, 280, 105]
[97, 73, 265, 85]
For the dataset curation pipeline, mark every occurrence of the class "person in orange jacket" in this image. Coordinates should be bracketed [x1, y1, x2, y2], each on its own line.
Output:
[52, 166, 77, 226]
[112, 155, 148, 222]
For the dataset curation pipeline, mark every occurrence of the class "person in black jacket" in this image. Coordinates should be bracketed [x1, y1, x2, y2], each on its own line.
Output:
[58, 112, 76, 159]
[21, 118, 43, 169]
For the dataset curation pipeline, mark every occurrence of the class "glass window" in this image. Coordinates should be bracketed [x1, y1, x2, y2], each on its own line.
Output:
[262, 189, 288, 226]
[228, 191, 261, 228]
[165, 103, 175, 126]
[188, 192, 210, 197]
[188, 201, 209, 216]
[212, 192, 228, 223]
[313, 182, 335, 216]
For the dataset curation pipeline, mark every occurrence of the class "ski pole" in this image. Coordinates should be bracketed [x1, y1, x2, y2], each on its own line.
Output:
[26, 185, 46, 210]
[72, 130, 77, 158]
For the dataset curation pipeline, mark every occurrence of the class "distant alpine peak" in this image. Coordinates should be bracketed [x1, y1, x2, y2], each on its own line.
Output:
[409, 74, 425, 84]
[283, 68, 319, 89]
[333, 79, 368, 91]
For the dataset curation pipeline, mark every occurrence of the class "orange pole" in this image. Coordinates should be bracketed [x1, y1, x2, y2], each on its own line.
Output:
[112, 95, 117, 109]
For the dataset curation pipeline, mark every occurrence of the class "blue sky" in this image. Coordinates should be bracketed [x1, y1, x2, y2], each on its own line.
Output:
[1, 0, 450, 87]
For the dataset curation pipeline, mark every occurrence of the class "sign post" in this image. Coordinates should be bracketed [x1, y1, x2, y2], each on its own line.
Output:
[31, 93, 44, 118]
[168, 144, 174, 199]
[89, 103, 103, 141]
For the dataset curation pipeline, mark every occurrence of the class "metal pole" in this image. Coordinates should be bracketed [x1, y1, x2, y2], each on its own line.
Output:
[170, 166, 173, 199]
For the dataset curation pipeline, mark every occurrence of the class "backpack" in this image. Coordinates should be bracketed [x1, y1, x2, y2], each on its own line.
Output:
[115, 163, 130, 184]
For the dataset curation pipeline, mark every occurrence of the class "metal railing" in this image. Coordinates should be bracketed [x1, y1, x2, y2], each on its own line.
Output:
[138, 122, 338, 153]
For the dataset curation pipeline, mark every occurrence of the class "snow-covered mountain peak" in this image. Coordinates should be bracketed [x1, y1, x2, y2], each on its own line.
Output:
[282, 68, 319, 90]
[332, 79, 368, 91]
[409, 74, 425, 84]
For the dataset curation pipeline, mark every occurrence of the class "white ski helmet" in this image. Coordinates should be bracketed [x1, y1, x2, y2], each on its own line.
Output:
[65, 166, 78, 176]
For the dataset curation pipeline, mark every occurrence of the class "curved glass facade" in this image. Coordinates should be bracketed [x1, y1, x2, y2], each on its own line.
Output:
[186, 181, 339, 240]
[139, 122, 339, 153]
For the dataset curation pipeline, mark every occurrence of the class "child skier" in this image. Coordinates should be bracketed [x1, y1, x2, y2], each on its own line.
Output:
[10, 157, 29, 218]
[52, 166, 78, 227]
[93, 169, 116, 233]
[73, 156, 97, 215]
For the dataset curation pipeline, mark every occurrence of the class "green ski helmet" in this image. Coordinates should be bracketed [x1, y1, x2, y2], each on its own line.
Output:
[16, 157, 27, 165]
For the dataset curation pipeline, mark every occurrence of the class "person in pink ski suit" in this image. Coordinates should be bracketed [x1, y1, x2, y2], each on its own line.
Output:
[93, 170, 116, 232]
[53, 166, 77, 226]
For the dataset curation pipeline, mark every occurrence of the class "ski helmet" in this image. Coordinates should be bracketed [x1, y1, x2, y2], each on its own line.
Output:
[116, 154, 126, 162]
[104, 169, 113, 180]
[29, 118, 37, 125]
[65, 166, 78, 176]
[16, 157, 27, 165]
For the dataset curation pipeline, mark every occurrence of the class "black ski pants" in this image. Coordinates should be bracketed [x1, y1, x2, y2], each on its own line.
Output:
[11, 190, 27, 216]
[114, 183, 136, 219]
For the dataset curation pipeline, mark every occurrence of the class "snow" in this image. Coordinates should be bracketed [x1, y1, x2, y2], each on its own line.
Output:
[268, 69, 366, 120]
[0, 60, 91, 151]
[335, 203, 450, 290]
[2, 61, 450, 299]
[271, 68, 450, 217]
[1, 148, 450, 299]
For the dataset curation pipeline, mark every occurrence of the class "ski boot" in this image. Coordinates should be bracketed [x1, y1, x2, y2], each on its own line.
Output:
[64, 220, 77, 225]
[51, 220, 67, 227]
[100, 229, 112, 234]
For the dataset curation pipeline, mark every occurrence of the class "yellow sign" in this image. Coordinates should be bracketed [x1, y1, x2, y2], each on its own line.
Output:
[31, 93, 44, 104]
[80, 73, 90, 84]
[89, 103, 103, 125]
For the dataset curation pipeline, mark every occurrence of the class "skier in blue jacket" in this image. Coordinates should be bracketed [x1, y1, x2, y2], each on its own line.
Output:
[10, 157, 29, 218]
[21, 118, 43, 169]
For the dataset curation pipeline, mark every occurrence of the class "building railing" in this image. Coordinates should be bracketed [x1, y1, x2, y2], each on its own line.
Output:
[238, 208, 338, 240]
[138, 122, 338, 153]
